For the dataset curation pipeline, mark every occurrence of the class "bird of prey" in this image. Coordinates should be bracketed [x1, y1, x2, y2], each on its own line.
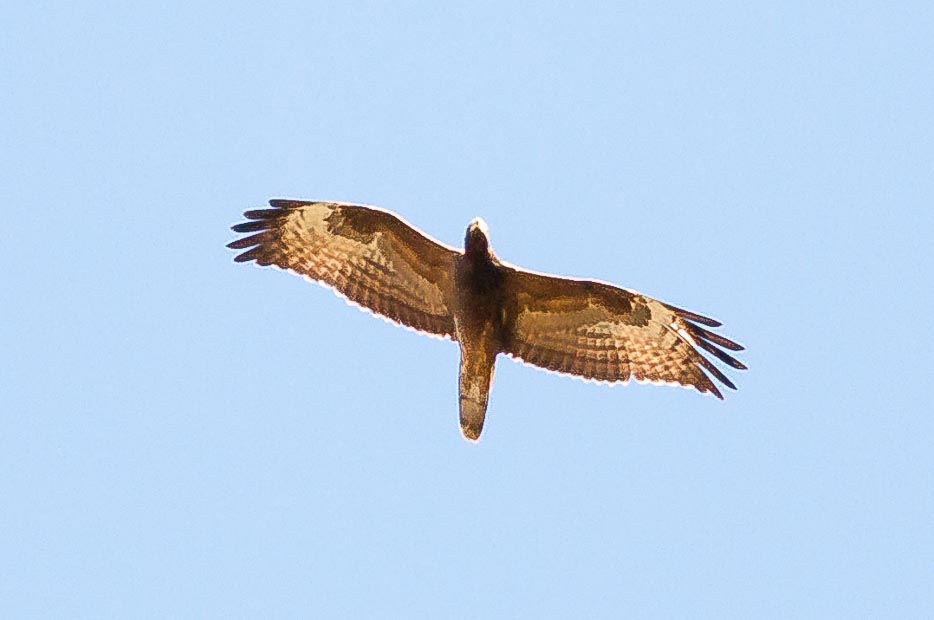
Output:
[228, 200, 746, 442]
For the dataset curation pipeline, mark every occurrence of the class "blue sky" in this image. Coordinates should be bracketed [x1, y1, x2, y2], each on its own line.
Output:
[2, 1, 932, 617]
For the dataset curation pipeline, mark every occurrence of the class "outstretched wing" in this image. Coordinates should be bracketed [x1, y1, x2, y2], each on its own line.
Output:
[228, 200, 459, 339]
[503, 268, 745, 398]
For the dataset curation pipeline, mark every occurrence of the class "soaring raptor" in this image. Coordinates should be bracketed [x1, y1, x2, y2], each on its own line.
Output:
[228, 200, 746, 442]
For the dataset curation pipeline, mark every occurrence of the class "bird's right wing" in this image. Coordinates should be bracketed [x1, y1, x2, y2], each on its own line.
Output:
[228, 200, 460, 339]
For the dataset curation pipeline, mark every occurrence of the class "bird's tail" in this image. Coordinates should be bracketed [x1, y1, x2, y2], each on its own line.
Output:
[459, 395, 488, 443]
[458, 348, 496, 443]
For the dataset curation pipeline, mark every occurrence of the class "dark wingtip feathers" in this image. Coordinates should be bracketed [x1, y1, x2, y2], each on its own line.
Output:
[663, 301, 746, 395]
[664, 302, 722, 327]
[268, 199, 311, 209]
[693, 335, 747, 371]
[228, 200, 298, 263]
[696, 353, 737, 393]
[226, 232, 268, 250]
[686, 322, 745, 352]
[241, 209, 279, 220]
[231, 246, 264, 263]
[231, 220, 271, 233]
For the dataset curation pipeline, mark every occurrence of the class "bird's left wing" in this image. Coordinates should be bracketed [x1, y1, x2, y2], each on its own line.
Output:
[502, 267, 746, 398]
[228, 200, 460, 339]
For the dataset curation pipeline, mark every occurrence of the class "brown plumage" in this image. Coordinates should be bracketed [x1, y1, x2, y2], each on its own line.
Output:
[228, 199, 746, 442]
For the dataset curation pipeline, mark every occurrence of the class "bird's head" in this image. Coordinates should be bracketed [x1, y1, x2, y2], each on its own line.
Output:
[464, 217, 490, 257]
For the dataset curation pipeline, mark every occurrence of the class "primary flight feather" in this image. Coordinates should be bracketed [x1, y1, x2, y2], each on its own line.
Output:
[228, 199, 746, 442]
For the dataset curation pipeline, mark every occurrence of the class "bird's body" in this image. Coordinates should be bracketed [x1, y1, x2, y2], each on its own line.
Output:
[228, 200, 746, 442]
[453, 219, 510, 440]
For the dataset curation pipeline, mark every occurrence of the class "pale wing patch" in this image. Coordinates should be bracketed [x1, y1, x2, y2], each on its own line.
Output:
[289, 202, 334, 235]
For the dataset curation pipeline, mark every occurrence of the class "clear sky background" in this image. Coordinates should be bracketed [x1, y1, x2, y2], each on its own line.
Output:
[2, 2, 932, 618]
